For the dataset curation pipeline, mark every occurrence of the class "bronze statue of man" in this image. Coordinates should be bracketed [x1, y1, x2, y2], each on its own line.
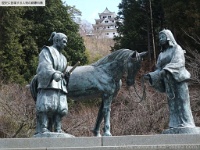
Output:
[35, 32, 69, 134]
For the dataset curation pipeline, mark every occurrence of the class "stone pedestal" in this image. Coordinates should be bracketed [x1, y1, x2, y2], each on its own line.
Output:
[162, 127, 200, 134]
[33, 132, 75, 138]
[1, 135, 200, 150]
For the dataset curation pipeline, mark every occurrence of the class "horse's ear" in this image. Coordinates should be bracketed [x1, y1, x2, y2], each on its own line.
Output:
[131, 51, 136, 58]
[139, 51, 148, 58]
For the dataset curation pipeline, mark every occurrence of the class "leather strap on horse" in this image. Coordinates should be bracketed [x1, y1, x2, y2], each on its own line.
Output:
[129, 76, 147, 103]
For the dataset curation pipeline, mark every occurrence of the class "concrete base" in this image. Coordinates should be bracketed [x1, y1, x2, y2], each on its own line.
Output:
[33, 132, 75, 138]
[162, 127, 200, 134]
[1, 134, 200, 150]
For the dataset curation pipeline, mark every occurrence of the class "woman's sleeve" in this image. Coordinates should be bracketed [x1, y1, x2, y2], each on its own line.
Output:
[163, 46, 190, 82]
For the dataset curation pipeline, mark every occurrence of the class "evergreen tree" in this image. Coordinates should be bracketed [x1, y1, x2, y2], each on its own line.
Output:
[113, 0, 200, 59]
[162, 0, 200, 52]
[0, 7, 27, 83]
[23, 0, 88, 78]
[0, 0, 88, 84]
[113, 0, 163, 62]
[113, 0, 148, 51]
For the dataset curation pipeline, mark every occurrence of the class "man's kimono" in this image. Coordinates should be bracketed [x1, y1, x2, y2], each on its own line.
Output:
[36, 46, 68, 116]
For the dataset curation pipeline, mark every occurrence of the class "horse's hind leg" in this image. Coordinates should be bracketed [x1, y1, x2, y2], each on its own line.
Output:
[93, 101, 103, 137]
[102, 94, 113, 136]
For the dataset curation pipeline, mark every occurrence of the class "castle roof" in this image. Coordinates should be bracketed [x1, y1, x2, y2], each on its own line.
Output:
[103, 7, 112, 13]
[98, 7, 115, 16]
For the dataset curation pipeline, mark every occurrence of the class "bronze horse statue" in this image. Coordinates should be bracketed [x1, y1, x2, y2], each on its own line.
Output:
[67, 49, 147, 136]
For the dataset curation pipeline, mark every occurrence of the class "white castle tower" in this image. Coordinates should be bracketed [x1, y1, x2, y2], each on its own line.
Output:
[92, 7, 118, 38]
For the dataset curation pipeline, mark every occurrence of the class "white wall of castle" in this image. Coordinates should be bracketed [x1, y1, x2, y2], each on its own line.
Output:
[93, 9, 118, 39]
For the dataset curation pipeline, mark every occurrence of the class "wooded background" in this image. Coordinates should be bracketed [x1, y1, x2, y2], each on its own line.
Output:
[0, 0, 200, 137]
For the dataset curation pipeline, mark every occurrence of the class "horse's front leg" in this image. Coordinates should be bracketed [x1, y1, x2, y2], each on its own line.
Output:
[103, 94, 113, 136]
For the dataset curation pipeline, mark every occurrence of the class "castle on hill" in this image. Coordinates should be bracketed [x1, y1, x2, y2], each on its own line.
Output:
[92, 7, 118, 39]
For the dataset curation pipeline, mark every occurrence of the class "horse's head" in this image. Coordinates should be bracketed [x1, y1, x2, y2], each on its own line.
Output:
[126, 51, 148, 86]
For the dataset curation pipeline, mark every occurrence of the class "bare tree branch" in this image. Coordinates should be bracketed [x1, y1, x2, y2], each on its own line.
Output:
[181, 28, 200, 45]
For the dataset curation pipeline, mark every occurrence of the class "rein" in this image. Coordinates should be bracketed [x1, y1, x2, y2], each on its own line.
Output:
[128, 76, 147, 103]
[124, 51, 147, 103]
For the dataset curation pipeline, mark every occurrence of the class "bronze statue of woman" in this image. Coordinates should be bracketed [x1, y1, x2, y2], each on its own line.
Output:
[144, 29, 199, 134]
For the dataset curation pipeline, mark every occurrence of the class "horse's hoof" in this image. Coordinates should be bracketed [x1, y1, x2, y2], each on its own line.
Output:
[92, 130, 101, 137]
[103, 132, 112, 136]
[95, 133, 101, 137]
[93, 132, 101, 137]
[42, 128, 50, 133]
[56, 129, 65, 133]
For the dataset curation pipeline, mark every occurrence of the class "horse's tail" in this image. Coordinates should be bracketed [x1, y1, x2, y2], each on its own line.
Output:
[30, 75, 38, 102]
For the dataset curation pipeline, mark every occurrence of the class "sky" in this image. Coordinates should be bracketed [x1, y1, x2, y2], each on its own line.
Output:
[63, 0, 122, 24]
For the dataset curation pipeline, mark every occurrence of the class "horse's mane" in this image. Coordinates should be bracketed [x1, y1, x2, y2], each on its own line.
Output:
[91, 49, 134, 66]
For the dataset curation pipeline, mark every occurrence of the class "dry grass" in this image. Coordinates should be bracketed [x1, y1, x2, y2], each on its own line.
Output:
[83, 36, 115, 63]
[63, 102, 99, 137]
[0, 84, 35, 138]
[1, 76, 199, 137]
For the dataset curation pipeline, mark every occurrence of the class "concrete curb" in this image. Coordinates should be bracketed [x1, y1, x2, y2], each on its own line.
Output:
[1, 134, 200, 150]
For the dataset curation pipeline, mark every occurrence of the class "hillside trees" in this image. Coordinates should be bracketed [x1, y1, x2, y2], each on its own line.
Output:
[162, 0, 200, 52]
[114, 0, 200, 61]
[0, 7, 28, 83]
[162, 0, 200, 83]
[113, 0, 163, 58]
[113, 0, 148, 51]
[0, 0, 88, 84]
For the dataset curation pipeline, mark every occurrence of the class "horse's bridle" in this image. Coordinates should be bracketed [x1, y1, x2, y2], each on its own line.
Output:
[126, 51, 147, 103]
[131, 76, 146, 103]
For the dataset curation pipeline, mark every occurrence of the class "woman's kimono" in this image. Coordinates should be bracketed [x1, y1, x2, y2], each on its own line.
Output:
[148, 30, 195, 128]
